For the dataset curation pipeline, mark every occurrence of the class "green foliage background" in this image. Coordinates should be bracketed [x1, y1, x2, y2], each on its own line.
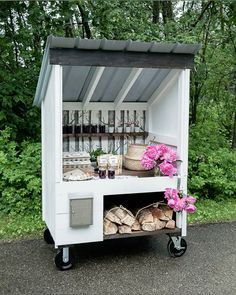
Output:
[0, 0, 235, 217]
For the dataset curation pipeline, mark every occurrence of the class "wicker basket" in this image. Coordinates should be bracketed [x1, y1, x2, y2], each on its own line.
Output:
[123, 144, 147, 171]
[123, 155, 146, 171]
[126, 144, 147, 158]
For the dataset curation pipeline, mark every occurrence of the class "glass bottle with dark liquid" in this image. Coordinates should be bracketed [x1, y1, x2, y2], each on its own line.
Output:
[108, 167, 115, 179]
[99, 167, 106, 179]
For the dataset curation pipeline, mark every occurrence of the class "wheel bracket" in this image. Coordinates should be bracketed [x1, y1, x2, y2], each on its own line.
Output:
[170, 236, 185, 250]
[62, 247, 69, 263]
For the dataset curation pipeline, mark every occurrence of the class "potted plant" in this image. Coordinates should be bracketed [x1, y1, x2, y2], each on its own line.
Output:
[108, 119, 115, 133]
[108, 126, 114, 133]
[134, 120, 140, 132]
[125, 120, 132, 133]
[116, 120, 123, 133]
[90, 148, 106, 167]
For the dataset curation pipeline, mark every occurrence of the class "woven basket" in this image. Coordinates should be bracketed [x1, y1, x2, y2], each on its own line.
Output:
[126, 144, 147, 158]
[123, 155, 146, 171]
[123, 144, 147, 171]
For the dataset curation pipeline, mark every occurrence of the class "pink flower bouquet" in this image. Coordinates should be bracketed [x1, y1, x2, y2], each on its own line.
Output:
[164, 188, 197, 213]
[141, 144, 177, 177]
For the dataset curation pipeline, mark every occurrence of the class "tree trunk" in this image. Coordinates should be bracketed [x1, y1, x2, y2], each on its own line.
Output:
[152, 1, 160, 24]
[192, 0, 213, 28]
[161, 1, 173, 24]
[78, 4, 92, 39]
[59, 2, 74, 37]
[166, 1, 173, 20]
[190, 78, 201, 125]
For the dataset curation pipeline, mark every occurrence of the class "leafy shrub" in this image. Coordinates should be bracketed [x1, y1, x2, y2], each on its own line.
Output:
[0, 128, 41, 214]
[188, 120, 236, 199]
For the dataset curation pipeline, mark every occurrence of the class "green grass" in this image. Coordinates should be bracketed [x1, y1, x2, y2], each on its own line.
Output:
[0, 213, 45, 240]
[0, 198, 235, 240]
[188, 198, 236, 224]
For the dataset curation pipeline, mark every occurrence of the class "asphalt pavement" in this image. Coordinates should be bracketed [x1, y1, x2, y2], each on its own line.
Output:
[0, 221, 236, 295]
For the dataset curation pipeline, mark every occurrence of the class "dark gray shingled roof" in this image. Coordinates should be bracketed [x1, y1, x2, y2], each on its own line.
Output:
[34, 36, 200, 106]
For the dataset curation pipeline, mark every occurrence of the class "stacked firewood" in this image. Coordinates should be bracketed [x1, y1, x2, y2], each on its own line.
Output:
[104, 203, 175, 235]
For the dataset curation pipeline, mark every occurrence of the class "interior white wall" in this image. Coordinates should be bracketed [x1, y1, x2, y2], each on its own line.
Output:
[147, 69, 190, 237]
[148, 75, 179, 146]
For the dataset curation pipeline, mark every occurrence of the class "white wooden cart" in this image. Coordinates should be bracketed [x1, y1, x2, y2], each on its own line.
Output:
[34, 36, 200, 270]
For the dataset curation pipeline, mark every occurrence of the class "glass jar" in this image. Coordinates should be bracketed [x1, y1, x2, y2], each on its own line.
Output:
[98, 167, 106, 179]
[108, 167, 115, 179]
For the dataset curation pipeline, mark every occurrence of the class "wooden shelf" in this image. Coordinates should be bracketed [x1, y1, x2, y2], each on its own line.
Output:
[121, 168, 153, 178]
[104, 228, 181, 240]
[63, 168, 154, 178]
[63, 132, 148, 137]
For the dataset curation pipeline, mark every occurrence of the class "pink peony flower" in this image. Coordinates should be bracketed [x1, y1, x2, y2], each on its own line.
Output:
[161, 147, 177, 163]
[157, 144, 169, 155]
[185, 204, 197, 213]
[159, 162, 177, 177]
[164, 188, 197, 213]
[186, 196, 197, 204]
[141, 156, 155, 170]
[175, 197, 187, 211]
[154, 146, 163, 160]
[164, 188, 179, 201]
[144, 145, 157, 160]
[141, 144, 177, 175]
[167, 198, 177, 209]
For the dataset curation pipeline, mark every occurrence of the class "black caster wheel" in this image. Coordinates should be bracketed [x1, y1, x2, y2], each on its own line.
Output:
[55, 248, 76, 271]
[167, 237, 187, 257]
[43, 228, 54, 245]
